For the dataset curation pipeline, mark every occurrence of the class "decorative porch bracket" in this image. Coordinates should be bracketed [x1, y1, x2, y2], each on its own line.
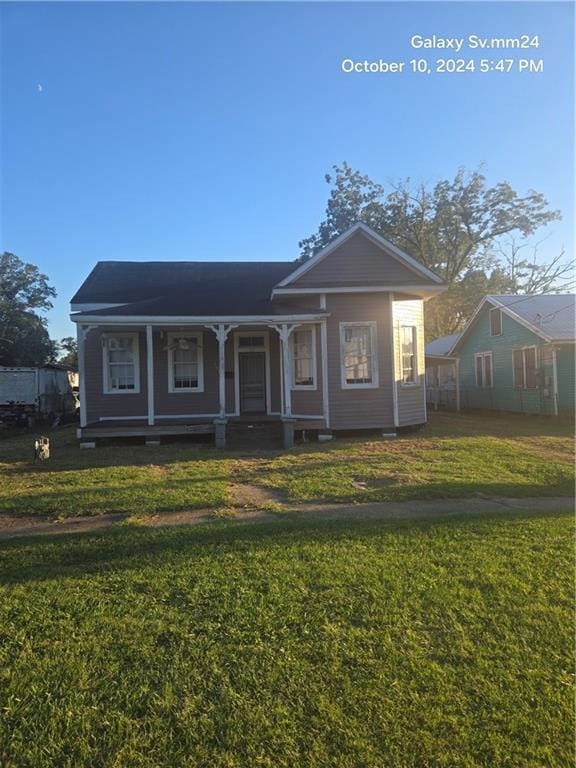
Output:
[206, 323, 238, 418]
[269, 323, 302, 418]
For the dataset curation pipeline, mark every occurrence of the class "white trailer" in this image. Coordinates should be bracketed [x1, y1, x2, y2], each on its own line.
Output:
[0, 365, 78, 417]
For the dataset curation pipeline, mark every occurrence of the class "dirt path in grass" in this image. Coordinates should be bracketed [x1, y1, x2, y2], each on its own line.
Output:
[0, 495, 572, 540]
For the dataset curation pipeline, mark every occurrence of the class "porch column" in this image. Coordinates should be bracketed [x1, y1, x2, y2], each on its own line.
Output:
[207, 324, 237, 417]
[146, 324, 154, 426]
[76, 324, 89, 428]
[270, 323, 301, 418]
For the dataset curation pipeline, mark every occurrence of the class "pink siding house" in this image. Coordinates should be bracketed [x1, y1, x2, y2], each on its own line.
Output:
[71, 223, 445, 447]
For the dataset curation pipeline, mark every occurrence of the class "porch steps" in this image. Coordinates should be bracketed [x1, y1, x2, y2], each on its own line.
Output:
[226, 420, 284, 450]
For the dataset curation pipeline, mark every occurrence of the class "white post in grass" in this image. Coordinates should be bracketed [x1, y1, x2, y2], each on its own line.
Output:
[146, 324, 155, 426]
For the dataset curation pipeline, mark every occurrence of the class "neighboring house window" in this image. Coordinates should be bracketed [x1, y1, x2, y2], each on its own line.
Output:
[513, 346, 538, 389]
[168, 333, 203, 392]
[490, 308, 502, 336]
[400, 326, 417, 384]
[103, 334, 140, 393]
[291, 328, 316, 388]
[474, 352, 493, 388]
[340, 322, 378, 388]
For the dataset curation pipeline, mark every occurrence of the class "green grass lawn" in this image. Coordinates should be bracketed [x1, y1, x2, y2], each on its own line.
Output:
[1, 412, 573, 518]
[0, 510, 573, 767]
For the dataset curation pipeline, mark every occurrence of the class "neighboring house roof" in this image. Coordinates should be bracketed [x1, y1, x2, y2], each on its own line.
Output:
[425, 333, 462, 357]
[450, 293, 576, 354]
[275, 222, 444, 290]
[487, 294, 576, 341]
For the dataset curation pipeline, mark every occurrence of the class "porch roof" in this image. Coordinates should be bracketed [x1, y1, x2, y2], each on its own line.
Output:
[71, 260, 296, 313]
[72, 295, 326, 319]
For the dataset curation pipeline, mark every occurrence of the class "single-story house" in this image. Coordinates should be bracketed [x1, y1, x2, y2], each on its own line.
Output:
[424, 333, 462, 410]
[428, 294, 575, 416]
[70, 223, 445, 447]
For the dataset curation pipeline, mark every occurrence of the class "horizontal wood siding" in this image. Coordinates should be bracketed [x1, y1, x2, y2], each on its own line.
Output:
[84, 327, 148, 422]
[292, 230, 425, 287]
[556, 345, 575, 413]
[153, 328, 219, 417]
[458, 307, 555, 415]
[326, 293, 394, 430]
[392, 299, 426, 426]
[291, 324, 323, 416]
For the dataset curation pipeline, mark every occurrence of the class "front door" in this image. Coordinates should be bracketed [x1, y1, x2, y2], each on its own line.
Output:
[239, 352, 266, 413]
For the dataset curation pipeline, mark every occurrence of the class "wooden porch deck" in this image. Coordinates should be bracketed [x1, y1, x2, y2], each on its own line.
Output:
[79, 416, 326, 441]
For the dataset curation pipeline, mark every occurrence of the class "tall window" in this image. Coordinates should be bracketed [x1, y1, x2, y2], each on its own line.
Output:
[340, 323, 378, 388]
[475, 352, 493, 388]
[168, 333, 203, 392]
[292, 328, 316, 388]
[104, 335, 139, 393]
[490, 308, 502, 336]
[400, 326, 417, 384]
[513, 347, 538, 389]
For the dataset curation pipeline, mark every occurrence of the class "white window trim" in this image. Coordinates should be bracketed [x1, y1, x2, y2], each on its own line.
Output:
[400, 324, 419, 388]
[512, 345, 539, 390]
[474, 351, 494, 388]
[490, 308, 503, 337]
[102, 332, 140, 395]
[291, 326, 317, 391]
[339, 321, 379, 390]
[167, 332, 204, 393]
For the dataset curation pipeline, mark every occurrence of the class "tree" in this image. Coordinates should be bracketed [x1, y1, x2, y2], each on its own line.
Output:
[491, 235, 574, 294]
[300, 165, 562, 337]
[0, 312, 57, 366]
[58, 336, 78, 368]
[0, 252, 57, 365]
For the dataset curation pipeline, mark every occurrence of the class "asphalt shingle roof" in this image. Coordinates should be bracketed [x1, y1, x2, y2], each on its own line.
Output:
[70, 261, 320, 316]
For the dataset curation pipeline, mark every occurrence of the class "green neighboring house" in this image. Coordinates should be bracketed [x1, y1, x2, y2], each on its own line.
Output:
[434, 294, 575, 416]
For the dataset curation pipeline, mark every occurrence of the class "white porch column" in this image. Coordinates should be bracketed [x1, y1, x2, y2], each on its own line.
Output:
[76, 324, 89, 428]
[270, 323, 301, 418]
[389, 293, 399, 428]
[281, 324, 292, 417]
[207, 324, 237, 417]
[146, 324, 154, 426]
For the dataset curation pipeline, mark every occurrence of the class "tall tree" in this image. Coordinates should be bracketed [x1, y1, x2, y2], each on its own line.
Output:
[0, 252, 57, 365]
[300, 165, 562, 337]
[57, 336, 78, 368]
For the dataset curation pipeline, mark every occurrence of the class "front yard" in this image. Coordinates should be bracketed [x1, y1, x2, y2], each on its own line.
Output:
[1, 413, 573, 766]
[0, 510, 572, 767]
[1, 412, 573, 518]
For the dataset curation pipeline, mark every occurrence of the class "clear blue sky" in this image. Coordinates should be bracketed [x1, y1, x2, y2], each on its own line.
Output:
[1, 1, 573, 341]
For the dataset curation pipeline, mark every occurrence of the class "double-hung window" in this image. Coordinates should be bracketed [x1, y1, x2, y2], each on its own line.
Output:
[168, 333, 203, 392]
[103, 334, 140, 393]
[474, 352, 493, 388]
[513, 346, 538, 389]
[400, 325, 418, 384]
[340, 322, 378, 388]
[291, 328, 316, 388]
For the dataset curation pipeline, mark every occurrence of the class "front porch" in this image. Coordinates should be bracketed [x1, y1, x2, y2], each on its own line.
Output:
[76, 318, 329, 449]
[78, 414, 327, 448]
